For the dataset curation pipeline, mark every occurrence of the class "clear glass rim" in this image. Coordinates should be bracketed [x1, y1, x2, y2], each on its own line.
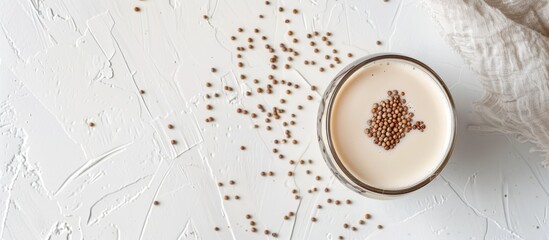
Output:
[318, 53, 457, 196]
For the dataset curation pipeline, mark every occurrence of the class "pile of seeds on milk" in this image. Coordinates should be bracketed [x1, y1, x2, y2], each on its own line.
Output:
[364, 90, 426, 150]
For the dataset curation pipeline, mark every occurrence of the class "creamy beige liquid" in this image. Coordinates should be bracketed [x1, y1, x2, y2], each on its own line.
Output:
[329, 58, 453, 191]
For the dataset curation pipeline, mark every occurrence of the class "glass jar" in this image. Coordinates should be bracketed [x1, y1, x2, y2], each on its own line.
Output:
[317, 53, 456, 199]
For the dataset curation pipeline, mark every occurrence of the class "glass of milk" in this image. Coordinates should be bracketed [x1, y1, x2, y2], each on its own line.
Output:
[318, 54, 456, 199]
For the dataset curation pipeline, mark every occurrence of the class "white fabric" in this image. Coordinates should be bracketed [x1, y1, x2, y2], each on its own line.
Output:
[422, 0, 549, 167]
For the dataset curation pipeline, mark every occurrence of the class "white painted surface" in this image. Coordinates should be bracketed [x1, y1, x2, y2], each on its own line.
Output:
[0, 0, 547, 239]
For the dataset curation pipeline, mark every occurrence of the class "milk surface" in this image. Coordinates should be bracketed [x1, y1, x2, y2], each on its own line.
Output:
[329, 58, 453, 190]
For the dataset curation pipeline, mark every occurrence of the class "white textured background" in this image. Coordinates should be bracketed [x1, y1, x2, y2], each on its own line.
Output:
[1, 0, 548, 239]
